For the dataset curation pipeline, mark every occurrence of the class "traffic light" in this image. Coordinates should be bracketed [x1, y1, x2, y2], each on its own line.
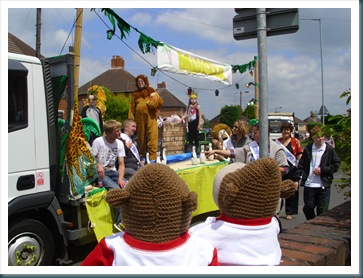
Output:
[247, 98, 255, 106]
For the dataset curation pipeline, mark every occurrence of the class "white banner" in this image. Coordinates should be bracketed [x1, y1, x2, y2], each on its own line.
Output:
[157, 43, 232, 85]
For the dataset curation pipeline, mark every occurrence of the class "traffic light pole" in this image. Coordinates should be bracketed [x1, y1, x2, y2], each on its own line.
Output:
[233, 8, 300, 158]
[257, 8, 268, 158]
[254, 60, 259, 119]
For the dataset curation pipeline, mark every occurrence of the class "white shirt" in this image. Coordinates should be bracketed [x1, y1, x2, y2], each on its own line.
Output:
[81, 231, 218, 266]
[120, 133, 132, 144]
[187, 104, 200, 122]
[92, 136, 125, 172]
[121, 133, 141, 164]
[305, 142, 326, 188]
[223, 138, 234, 150]
[86, 106, 100, 125]
[190, 216, 282, 265]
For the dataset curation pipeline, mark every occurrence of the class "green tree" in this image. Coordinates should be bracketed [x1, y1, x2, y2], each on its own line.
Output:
[307, 121, 322, 133]
[103, 92, 131, 124]
[322, 89, 351, 198]
[203, 118, 211, 128]
[219, 105, 241, 128]
[242, 105, 255, 119]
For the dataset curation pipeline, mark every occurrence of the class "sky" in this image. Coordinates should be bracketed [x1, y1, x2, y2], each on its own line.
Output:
[3, 1, 357, 121]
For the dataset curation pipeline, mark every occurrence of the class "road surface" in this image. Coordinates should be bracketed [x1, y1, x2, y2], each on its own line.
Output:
[279, 171, 349, 231]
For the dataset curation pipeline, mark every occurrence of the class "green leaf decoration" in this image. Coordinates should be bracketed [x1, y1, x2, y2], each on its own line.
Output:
[95, 9, 258, 68]
[137, 31, 164, 54]
[107, 11, 116, 34]
[98, 8, 163, 54]
[231, 56, 258, 74]
[101, 8, 131, 40]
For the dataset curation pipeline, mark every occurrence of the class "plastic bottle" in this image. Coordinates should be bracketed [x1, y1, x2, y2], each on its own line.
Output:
[98, 179, 103, 188]
[199, 145, 206, 163]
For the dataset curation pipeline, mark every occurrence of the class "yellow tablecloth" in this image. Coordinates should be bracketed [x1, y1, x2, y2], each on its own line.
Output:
[169, 159, 228, 217]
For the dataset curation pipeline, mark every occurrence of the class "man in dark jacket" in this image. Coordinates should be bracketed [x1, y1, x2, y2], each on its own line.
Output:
[298, 125, 340, 220]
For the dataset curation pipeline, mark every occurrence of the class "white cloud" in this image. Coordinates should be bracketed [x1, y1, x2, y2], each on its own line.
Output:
[6, 6, 354, 120]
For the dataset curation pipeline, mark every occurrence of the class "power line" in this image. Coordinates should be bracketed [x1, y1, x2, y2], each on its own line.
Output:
[93, 9, 229, 91]
[59, 9, 83, 55]
[93, 9, 154, 69]
[17, 9, 32, 38]
[93, 9, 256, 93]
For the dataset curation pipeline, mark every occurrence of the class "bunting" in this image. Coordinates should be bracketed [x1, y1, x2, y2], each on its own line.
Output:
[97, 8, 164, 54]
[95, 8, 257, 82]
[231, 56, 258, 74]
[157, 43, 232, 85]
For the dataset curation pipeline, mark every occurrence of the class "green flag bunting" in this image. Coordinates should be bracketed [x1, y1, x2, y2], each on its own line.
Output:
[95, 8, 257, 75]
[97, 8, 163, 54]
[231, 56, 258, 74]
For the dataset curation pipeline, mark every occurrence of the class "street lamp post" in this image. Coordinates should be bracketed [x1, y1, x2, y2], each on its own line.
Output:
[235, 91, 250, 109]
[302, 18, 325, 125]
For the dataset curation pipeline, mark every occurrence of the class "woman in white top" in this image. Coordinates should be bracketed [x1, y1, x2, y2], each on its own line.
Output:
[223, 120, 251, 162]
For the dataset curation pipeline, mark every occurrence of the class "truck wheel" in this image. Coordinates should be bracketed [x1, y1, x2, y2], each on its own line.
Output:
[8, 219, 55, 266]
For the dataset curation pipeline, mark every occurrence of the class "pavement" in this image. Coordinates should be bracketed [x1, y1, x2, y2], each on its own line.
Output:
[278, 171, 349, 231]
[191, 170, 349, 231]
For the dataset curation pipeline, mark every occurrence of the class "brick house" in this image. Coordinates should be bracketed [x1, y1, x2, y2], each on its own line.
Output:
[78, 56, 188, 154]
[77, 55, 137, 112]
[8, 34, 190, 153]
[78, 55, 187, 119]
[8, 32, 43, 57]
[156, 81, 186, 118]
[294, 116, 308, 138]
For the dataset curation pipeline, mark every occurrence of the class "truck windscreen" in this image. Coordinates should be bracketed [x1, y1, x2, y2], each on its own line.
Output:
[269, 119, 283, 134]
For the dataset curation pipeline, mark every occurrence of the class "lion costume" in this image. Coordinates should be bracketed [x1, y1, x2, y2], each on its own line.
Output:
[128, 74, 163, 161]
[211, 123, 232, 150]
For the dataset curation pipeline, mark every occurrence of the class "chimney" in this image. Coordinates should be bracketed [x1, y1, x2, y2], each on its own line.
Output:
[157, 82, 166, 89]
[111, 55, 125, 69]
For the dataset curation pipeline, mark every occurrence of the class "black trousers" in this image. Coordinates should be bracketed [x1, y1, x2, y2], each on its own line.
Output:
[187, 120, 199, 148]
[285, 190, 299, 215]
[303, 186, 331, 220]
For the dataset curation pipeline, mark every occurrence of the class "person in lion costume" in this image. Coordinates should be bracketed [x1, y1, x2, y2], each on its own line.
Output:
[128, 74, 163, 161]
[211, 123, 232, 150]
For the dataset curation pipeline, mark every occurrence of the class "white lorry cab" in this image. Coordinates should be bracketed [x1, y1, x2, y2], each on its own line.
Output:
[268, 112, 295, 141]
[8, 53, 95, 266]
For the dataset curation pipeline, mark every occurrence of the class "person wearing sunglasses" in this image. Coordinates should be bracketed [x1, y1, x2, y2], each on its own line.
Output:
[222, 120, 251, 162]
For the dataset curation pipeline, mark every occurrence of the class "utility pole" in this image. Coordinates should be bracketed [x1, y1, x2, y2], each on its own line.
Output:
[35, 8, 41, 58]
[72, 8, 83, 124]
[239, 91, 242, 109]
